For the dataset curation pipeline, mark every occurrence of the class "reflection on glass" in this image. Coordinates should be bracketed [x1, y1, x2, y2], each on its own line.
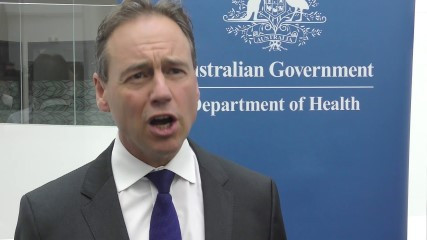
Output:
[0, 41, 21, 123]
[74, 4, 115, 125]
[29, 52, 74, 124]
[21, 4, 75, 125]
[0, 2, 115, 125]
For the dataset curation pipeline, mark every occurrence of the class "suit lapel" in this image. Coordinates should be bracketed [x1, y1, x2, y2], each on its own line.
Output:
[190, 141, 234, 240]
[79, 140, 233, 240]
[80, 142, 130, 240]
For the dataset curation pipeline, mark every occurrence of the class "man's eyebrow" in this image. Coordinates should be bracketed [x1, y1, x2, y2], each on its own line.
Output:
[161, 58, 191, 69]
[119, 62, 150, 80]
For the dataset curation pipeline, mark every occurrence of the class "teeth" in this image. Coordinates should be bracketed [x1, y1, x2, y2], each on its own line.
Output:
[156, 122, 172, 129]
[154, 116, 169, 120]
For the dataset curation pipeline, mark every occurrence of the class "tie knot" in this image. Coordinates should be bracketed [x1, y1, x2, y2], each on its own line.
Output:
[146, 169, 175, 193]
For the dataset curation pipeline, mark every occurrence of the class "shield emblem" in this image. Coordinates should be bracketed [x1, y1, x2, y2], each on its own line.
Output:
[264, 0, 286, 17]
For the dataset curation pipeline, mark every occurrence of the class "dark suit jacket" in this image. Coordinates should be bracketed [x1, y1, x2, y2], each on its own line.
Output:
[15, 140, 286, 240]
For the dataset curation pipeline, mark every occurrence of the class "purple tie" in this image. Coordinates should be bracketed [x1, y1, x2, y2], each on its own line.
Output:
[146, 169, 182, 240]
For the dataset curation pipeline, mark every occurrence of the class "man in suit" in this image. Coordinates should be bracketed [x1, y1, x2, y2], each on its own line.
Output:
[15, 0, 286, 239]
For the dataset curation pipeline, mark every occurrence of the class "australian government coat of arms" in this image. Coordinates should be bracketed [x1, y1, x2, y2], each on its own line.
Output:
[224, 0, 327, 51]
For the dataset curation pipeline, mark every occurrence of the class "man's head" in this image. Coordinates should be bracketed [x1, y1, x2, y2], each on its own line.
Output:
[95, 0, 196, 83]
[93, 0, 199, 167]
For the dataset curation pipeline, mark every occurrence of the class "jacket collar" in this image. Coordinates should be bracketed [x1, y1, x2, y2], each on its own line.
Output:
[79, 140, 234, 240]
[80, 141, 130, 240]
[189, 140, 233, 240]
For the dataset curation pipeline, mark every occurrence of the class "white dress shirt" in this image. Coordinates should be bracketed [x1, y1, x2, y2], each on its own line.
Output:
[111, 136, 205, 240]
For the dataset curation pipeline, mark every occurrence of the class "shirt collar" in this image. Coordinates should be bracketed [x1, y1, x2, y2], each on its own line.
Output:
[111, 135, 197, 193]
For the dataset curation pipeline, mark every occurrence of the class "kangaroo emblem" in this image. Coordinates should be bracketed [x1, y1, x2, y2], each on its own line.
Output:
[240, 0, 263, 20]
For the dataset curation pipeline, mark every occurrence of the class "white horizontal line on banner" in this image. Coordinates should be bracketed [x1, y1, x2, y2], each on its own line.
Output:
[0, 2, 116, 7]
[199, 86, 375, 89]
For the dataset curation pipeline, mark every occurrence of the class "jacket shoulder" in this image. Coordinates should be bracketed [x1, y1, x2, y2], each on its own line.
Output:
[25, 141, 114, 203]
[15, 144, 114, 239]
[25, 162, 91, 204]
[190, 140, 272, 189]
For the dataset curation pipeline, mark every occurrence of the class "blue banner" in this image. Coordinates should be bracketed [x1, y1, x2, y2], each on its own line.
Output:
[186, 0, 415, 239]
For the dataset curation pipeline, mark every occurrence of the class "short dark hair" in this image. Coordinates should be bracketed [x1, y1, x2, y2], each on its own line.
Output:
[95, 0, 196, 82]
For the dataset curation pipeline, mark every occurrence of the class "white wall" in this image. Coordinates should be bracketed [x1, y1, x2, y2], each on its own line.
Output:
[407, 0, 427, 239]
[0, 124, 117, 238]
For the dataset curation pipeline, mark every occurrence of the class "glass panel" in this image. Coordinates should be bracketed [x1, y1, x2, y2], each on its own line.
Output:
[74, 0, 117, 5]
[74, 4, 115, 125]
[23, 0, 117, 4]
[0, 1, 21, 3]
[1, 1, 118, 4]
[0, 4, 22, 123]
[0, 2, 116, 125]
[23, 4, 75, 124]
[24, 0, 74, 4]
[27, 42, 75, 124]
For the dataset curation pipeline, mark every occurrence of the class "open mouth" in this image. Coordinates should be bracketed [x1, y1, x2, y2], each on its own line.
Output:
[149, 115, 176, 129]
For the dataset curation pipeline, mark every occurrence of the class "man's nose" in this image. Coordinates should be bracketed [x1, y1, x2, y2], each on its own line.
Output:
[149, 72, 172, 105]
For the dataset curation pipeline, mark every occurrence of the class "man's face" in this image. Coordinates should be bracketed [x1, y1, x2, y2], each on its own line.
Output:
[94, 14, 199, 167]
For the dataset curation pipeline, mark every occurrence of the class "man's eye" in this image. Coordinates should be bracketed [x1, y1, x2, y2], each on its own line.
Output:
[167, 68, 184, 75]
[132, 72, 143, 79]
[127, 71, 147, 82]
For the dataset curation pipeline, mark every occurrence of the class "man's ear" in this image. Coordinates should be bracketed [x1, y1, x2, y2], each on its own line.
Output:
[196, 80, 200, 100]
[194, 75, 200, 101]
[93, 73, 110, 112]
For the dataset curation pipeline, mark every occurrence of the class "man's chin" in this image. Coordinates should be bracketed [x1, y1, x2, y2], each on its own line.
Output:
[144, 141, 183, 164]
